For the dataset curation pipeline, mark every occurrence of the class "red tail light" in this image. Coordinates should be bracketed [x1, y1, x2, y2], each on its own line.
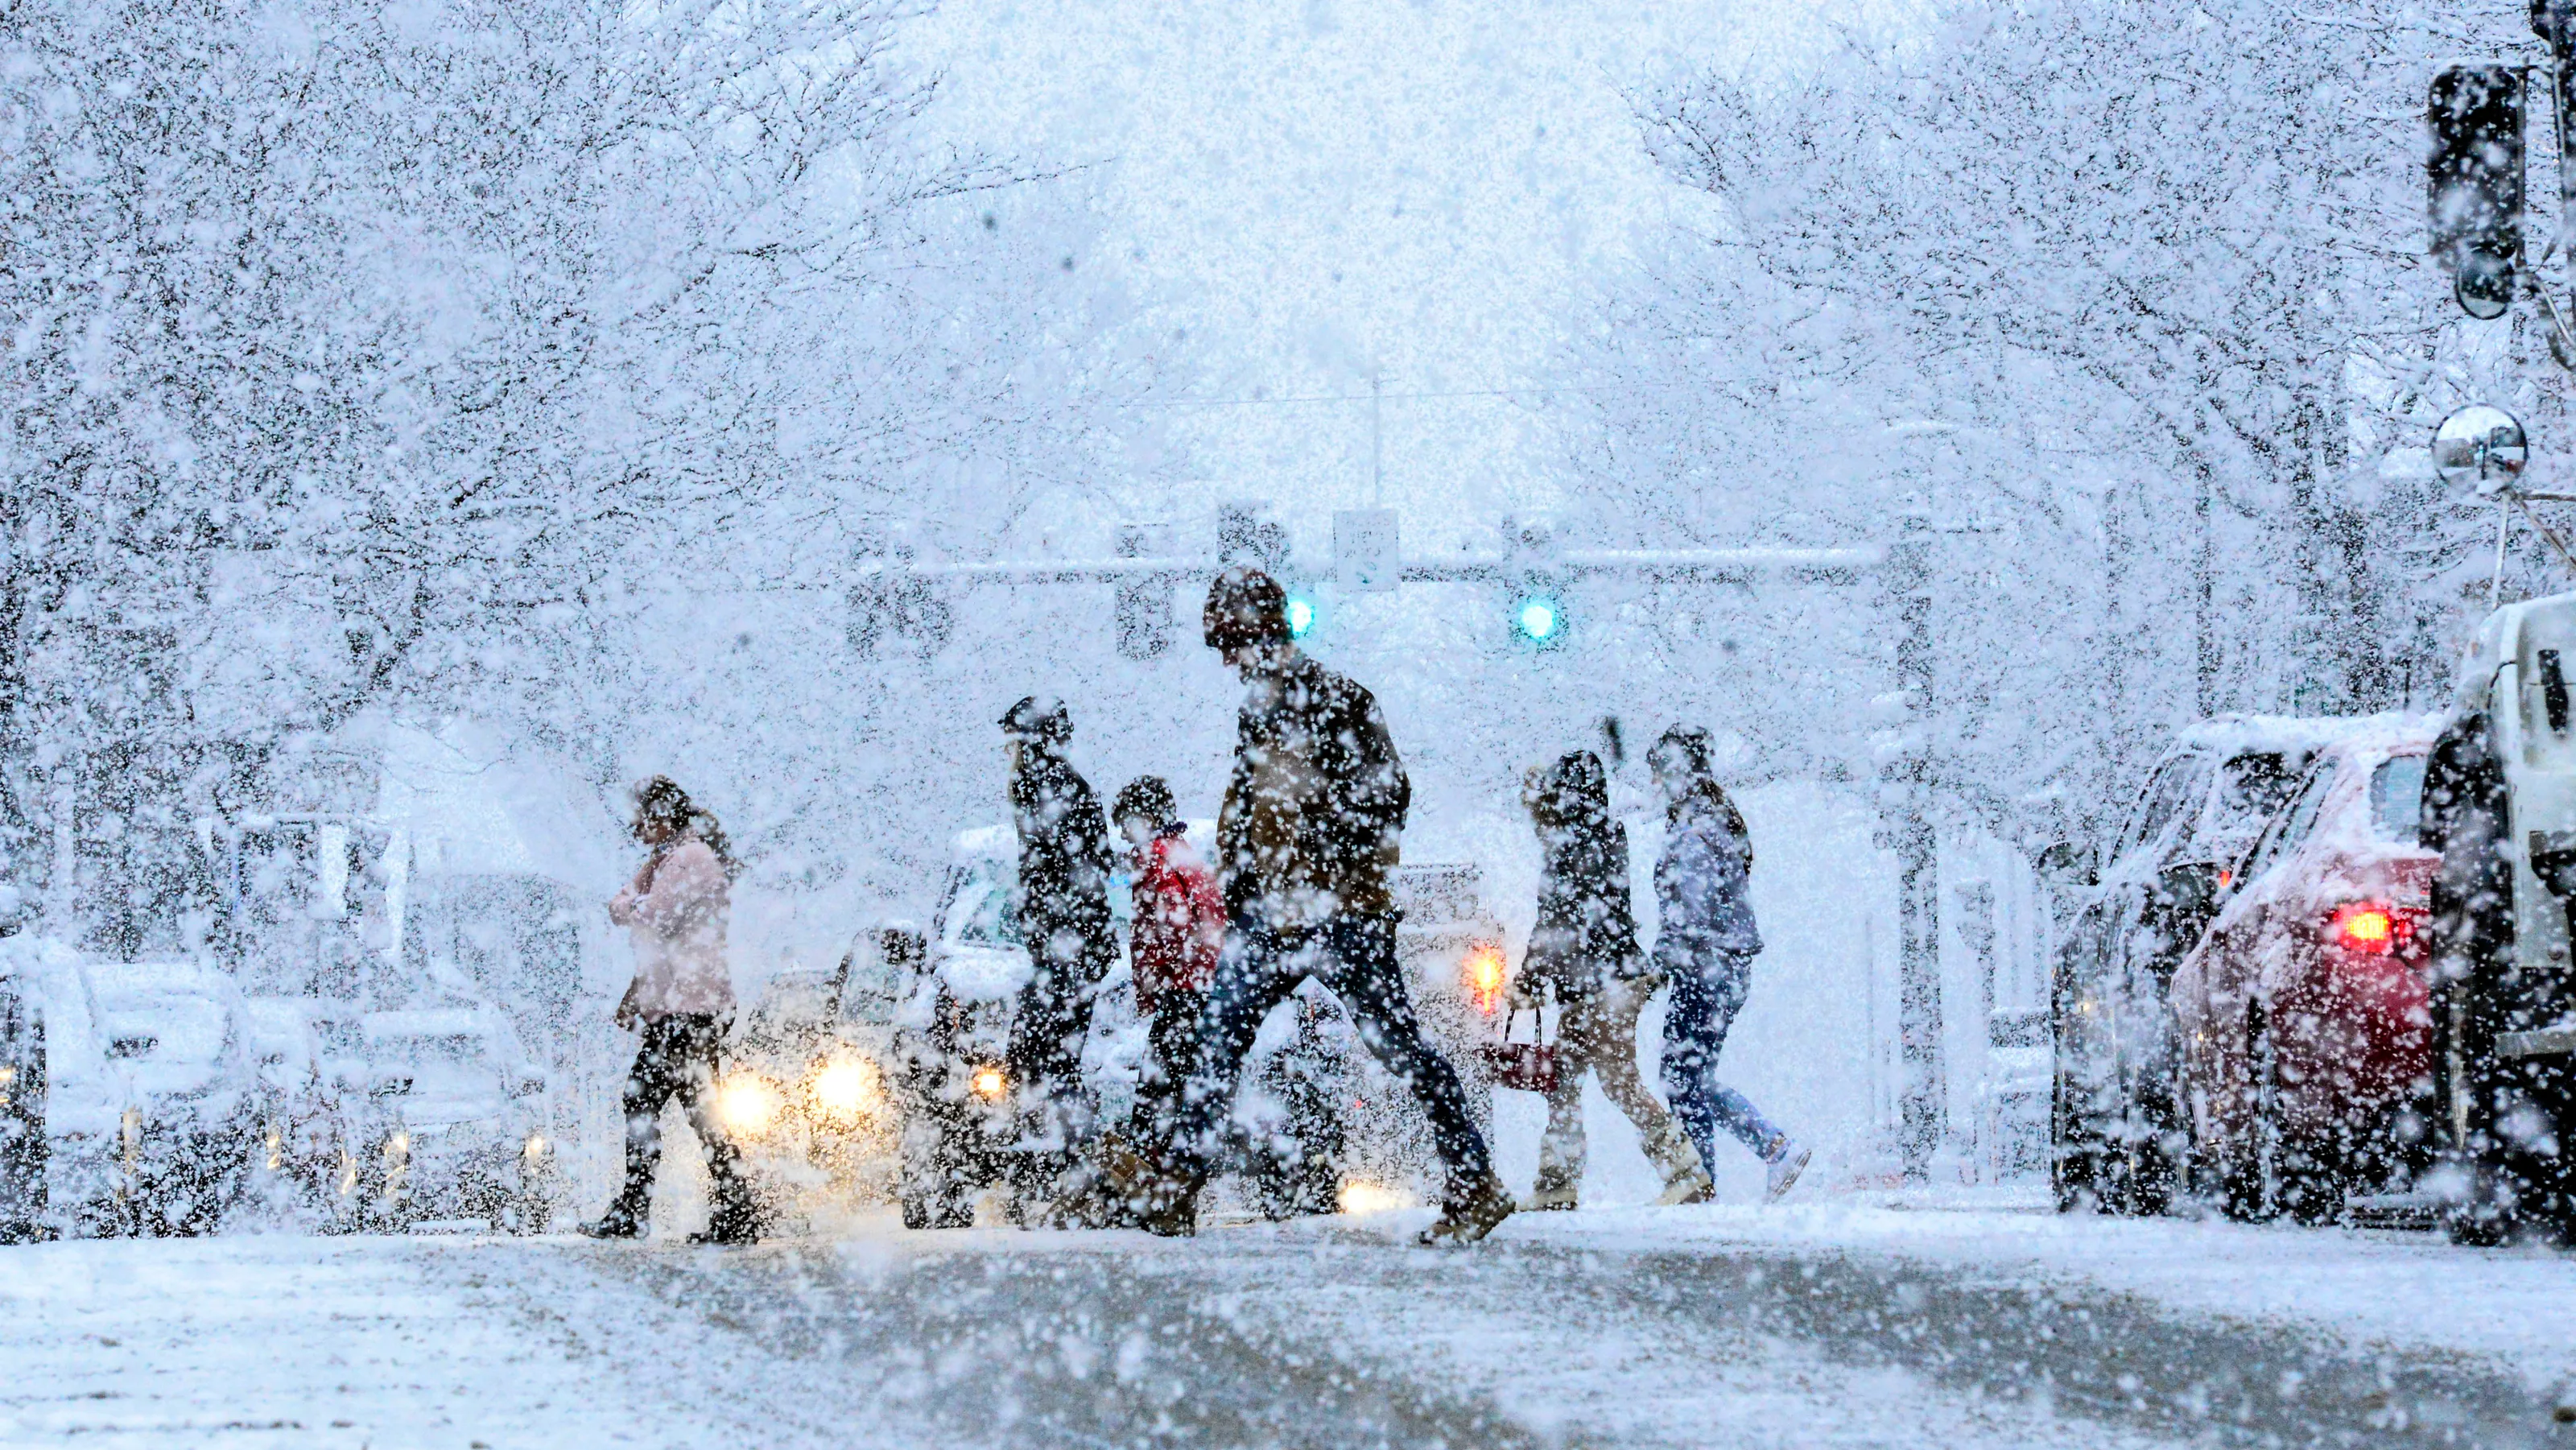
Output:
[2323, 901, 2417, 956]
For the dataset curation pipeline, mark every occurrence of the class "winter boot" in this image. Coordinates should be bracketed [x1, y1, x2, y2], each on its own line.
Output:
[1418, 1171, 1516, 1246]
[1520, 1170, 1579, 1213]
[577, 1192, 646, 1239]
[1657, 1161, 1716, 1207]
[1763, 1137, 1813, 1203]
[1090, 1132, 1199, 1237]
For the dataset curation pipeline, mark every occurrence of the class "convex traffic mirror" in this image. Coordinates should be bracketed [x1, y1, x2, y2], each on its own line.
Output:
[2434, 403, 2529, 495]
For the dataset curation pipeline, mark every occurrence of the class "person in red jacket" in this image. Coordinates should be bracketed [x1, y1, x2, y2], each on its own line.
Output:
[1113, 776, 1224, 1138]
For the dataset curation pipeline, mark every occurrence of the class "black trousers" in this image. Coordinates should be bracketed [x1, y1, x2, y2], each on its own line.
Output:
[1004, 919, 1114, 1182]
[1172, 912, 1492, 1196]
[609, 1014, 753, 1230]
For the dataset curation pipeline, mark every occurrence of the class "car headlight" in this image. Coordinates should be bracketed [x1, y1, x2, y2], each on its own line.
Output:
[522, 1132, 549, 1163]
[969, 1065, 1008, 1103]
[716, 1073, 783, 1138]
[807, 1056, 881, 1125]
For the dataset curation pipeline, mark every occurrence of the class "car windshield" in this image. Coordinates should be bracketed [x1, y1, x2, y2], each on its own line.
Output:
[2370, 754, 2429, 841]
[945, 865, 1022, 948]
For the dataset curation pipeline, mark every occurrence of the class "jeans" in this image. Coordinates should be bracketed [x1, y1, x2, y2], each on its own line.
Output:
[609, 1013, 754, 1232]
[1172, 911, 1493, 1195]
[1661, 957, 1785, 1170]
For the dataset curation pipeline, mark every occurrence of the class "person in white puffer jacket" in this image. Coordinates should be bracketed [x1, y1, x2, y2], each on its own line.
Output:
[580, 776, 758, 1244]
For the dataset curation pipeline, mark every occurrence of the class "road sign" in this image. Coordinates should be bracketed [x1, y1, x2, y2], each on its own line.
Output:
[1334, 509, 1400, 593]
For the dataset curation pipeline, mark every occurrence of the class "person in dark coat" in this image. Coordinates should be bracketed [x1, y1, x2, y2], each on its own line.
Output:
[1116, 568, 1512, 1246]
[1648, 726, 1810, 1202]
[1517, 750, 1711, 1210]
[999, 696, 1118, 1203]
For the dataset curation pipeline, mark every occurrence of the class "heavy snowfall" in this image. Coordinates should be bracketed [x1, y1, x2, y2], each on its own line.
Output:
[7, 0, 2576, 1445]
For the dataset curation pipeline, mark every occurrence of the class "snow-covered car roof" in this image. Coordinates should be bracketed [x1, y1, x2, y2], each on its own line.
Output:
[83, 958, 242, 1006]
[952, 824, 1014, 864]
[2169, 713, 2400, 760]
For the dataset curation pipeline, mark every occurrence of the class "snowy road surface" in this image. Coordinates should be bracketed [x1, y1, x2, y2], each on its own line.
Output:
[7, 1200, 2576, 1449]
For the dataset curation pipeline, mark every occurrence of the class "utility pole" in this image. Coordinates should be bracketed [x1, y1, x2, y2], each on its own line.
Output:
[1369, 370, 1384, 508]
[1882, 509, 1946, 1182]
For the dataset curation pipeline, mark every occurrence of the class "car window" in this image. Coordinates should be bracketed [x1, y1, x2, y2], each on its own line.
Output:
[2122, 754, 2211, 860]
[2213, 752, 2301, 834]
[2244, 762, 2336, 882]
[2369, 754, 2429, 841]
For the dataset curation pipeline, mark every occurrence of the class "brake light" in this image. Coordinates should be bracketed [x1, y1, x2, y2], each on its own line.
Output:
[2324, 901, 2414, 956]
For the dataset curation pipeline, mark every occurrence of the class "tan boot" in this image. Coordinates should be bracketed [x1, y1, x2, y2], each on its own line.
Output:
[1657, 1162, 1715, 1206]
[1520, 1177, 1579, 1212]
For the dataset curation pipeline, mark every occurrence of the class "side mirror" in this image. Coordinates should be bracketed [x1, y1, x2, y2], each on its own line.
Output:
[2037, 841, 2097, 890]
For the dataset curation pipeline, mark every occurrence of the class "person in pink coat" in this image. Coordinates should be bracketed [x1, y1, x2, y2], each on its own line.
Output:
[580, 777, 759, 1244]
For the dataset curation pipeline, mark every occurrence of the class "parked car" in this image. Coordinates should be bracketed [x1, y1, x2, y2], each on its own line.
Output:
[341, 1006, 552, 1233]
[8, 955, 263, 1237]
[0, 937, 61, 1241]
[2418, 592, 2576, 1242]
[2173, 719, 2441, 1221]
[242, 995, 353, 1217]
[2050, 717, 2361, 1215]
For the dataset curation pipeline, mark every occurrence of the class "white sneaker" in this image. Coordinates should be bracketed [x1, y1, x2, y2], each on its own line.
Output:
[1657, 1163, 1715, 1206]
[1764, 1141, 1812, 1203]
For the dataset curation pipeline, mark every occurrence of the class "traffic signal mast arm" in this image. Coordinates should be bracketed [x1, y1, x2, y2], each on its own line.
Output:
[845, 544, 1885, 587]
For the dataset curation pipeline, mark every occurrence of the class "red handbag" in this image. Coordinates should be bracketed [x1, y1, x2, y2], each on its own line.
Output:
[1480, 998, 1560, 1094]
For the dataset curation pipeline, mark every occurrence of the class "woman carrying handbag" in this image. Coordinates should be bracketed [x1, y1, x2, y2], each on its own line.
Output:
[1516, 751, 1715, 1211]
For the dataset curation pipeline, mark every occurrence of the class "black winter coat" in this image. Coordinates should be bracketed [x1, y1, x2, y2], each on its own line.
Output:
[1009, 750, 1117, 973]
[1216, 652, 1410, 926]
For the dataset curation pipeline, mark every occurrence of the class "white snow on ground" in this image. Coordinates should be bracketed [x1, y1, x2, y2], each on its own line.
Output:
[6, 1196, 2574, 1448]
[0, 1235, 856, 1450]
[1521, 1190, 2576, 1394]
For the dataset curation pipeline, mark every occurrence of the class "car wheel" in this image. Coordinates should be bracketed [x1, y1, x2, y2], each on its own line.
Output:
[2222, 999, 2285, 1221]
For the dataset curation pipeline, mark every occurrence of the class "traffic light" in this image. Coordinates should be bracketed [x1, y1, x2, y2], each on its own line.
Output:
[1113, 522, 1171, 659]
[1286, 591, 1319, 639]
[2429, 64, 2526, 320]
[1512, 593, 1564, 647]
[1115, 579, 1170, 659]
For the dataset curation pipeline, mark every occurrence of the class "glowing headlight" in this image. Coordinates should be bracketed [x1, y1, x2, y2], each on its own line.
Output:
[807, 1057, 880, 1122]
[716, 1073, 783, 1138]
[969, 1066, 1008, 1102]
[523, 1133, 548, 1162]
[1338, 1179, 1418, 1216]
[1463, 943, 1507, 1012]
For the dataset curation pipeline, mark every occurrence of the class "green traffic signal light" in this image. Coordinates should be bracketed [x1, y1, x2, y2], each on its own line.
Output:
[1286, 593, 1318, 639]
[1514, 594, 1563, 645]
